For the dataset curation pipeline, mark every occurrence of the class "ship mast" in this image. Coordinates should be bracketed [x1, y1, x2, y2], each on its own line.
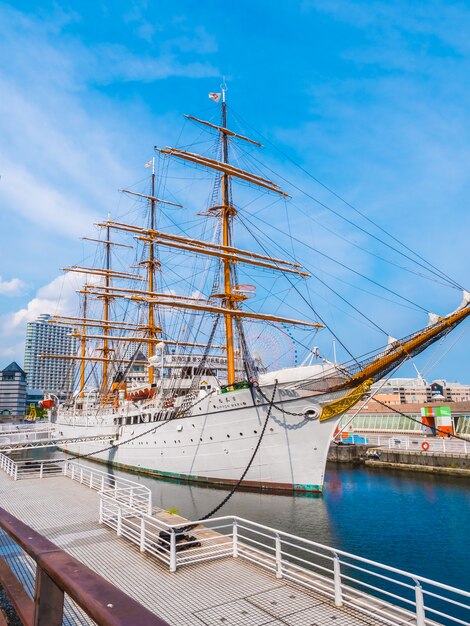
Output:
[101, 218, 112, 393]
[146, 158, 158, 384]
[79, 287, 88, 397]
[220, 85, 236, 386]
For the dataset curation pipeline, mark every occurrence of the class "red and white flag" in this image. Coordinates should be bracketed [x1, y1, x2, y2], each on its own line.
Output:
[144, 159, 153, 168]
[208, 92, 221, 102]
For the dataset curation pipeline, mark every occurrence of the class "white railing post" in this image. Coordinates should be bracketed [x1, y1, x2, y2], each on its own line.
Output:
[465, 440, 468, 454]
[14, 464, 18, 481]
[101, 475, 105, 492]
[415, 582, 426, 626]
[63, 462, 67, 476]
[333, 554, 343, 607]
[89, 473, 93, 488]
[129, 490, 134, 509]
[140, 517, 146, 553]
[275, 534, 282, 579]
[232, 520, 238, 558]
[117, 506, 122, 536]
[170, 531, 177, 573]
[442, 439, 446, 452]
[80, 468, 84, 484]
[71, 465, 75, 481]
[99, 497, 103, 524]
[39, 462, 44, 479]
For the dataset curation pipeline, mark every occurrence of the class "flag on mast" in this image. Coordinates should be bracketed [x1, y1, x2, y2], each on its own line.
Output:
[144, 159, 153, 168]
[208, 92, 221, 102]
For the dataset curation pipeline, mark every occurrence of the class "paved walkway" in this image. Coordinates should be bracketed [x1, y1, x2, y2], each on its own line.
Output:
[0, 472, 408, 626]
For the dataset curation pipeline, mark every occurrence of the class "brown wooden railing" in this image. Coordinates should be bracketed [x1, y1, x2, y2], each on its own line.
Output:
[0, 507, 170, 626]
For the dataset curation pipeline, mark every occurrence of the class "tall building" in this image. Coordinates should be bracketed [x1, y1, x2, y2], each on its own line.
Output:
[0, 362, 27, 420]
[24, 314, 77, 397]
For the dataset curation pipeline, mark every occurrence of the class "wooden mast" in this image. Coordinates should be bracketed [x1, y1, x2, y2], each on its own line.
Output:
[147, 158, 157, 384]
[79, 287, 87, 397]
[220, 85, 236, 387]
[101, 218, 112, 393]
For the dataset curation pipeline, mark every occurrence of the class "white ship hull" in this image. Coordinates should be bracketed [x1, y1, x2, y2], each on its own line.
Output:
[53, 385, 344, 492]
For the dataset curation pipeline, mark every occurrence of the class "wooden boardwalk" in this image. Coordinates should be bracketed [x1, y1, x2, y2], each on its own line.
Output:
[0, 471, 411, 626]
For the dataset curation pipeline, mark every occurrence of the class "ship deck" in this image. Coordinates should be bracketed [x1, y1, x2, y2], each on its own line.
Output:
[0, 471, 410, 626]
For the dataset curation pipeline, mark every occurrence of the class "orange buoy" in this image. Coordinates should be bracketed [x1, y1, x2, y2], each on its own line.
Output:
[421, 441, 430, 451]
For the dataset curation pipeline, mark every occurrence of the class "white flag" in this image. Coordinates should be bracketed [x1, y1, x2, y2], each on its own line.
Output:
[144, 159, 153, 168]
[208, 92, 221, 102]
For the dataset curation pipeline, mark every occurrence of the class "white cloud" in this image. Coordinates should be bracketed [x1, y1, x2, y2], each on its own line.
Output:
[0, 276, 25, 296]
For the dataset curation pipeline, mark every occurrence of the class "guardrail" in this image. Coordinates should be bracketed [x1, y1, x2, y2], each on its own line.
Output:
[387, 437, 468, 454]
[100, 494, 469, 626]
[0, 429, 52, 445]
[0, 506, 168, 626]
[63, 460, 152, 515]
[0, 455, 152, 515]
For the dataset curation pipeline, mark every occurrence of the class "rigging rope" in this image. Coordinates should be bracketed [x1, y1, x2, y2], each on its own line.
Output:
[229, 107, 464, 291]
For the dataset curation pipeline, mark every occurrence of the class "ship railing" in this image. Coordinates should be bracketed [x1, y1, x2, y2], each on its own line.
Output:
[98, 491, 469, 625]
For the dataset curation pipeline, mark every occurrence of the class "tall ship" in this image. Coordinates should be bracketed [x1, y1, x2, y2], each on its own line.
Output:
[42, 87, 470, 492]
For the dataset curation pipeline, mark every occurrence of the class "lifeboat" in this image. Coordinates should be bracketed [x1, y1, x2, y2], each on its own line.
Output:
[39, 399, 55, 409]
[126, 388, 155, 402]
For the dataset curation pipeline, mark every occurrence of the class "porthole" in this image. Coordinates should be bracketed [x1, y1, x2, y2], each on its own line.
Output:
[227, 434, 230, 438]
[210, 436, 213, 440]
[254, 430, 258, 434]
[269, 428, 274, 432]
[240, 432, 243, 436]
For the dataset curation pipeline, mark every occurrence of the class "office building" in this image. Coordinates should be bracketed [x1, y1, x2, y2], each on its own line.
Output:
[24, 314, 77, 397]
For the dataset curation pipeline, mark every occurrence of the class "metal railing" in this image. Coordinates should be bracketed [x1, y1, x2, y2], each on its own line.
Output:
[0, 454, 152, 515]
[0, 506, 169, 626]
[0, 453, 63, 480]
[386, 437, 468, 454]
[63, 460, 153, 515]
[100, 493, 469, 626]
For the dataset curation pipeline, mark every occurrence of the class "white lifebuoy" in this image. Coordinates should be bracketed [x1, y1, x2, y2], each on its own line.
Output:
[421, 441, 430, 451]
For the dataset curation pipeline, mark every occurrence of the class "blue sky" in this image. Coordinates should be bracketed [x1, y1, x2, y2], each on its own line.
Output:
[0, 0, 469, 382]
